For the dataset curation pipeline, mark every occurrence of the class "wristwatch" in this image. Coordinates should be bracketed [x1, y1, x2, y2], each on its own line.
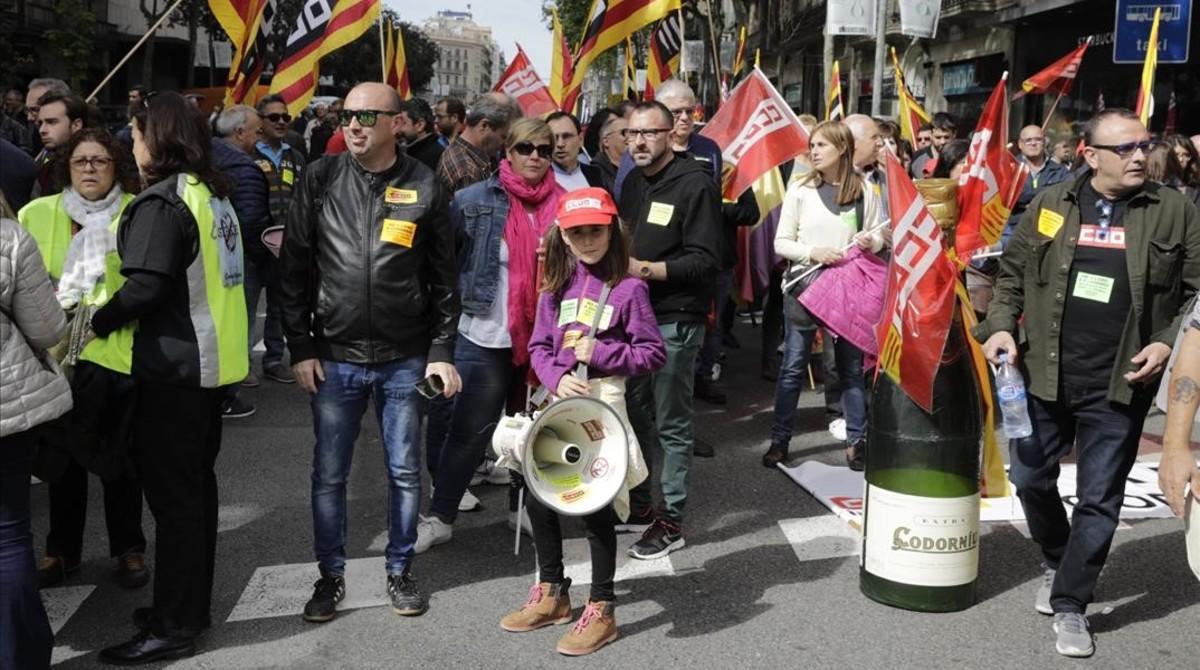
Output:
[639, 263, 653, 279]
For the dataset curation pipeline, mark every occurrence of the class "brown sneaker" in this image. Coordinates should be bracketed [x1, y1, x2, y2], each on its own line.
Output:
[499, 579, 572, 632]
[116, 551, 150, 589]
[556, 600, 617, 656]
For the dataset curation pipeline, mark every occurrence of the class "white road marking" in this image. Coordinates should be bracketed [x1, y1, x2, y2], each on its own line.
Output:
[777, 517, 860, 563]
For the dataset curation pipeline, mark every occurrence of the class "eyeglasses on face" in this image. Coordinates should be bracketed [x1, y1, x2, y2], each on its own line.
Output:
[1020, 137, 1045, 145]
[623, 128, 672, 141]
[261, 112, 292, 124]
[1089, 140, 1155, 159]
[70, 156, 113, 170]
[338, 109, 398, 128]
[667, 107, 692, 118]
[511, 142, 552, 158]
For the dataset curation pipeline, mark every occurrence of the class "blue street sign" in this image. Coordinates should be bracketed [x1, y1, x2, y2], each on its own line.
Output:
[1113, 1, 1192, 63]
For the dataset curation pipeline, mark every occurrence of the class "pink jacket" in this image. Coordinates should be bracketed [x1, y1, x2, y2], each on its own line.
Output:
[799, 246, 887, 356]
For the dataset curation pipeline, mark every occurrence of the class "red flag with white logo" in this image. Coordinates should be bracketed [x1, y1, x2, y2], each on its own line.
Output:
[699, 69, 809, 200]
[494, 43, 558, 118]
[1014, 40, 1089, 99]
[876, 151, 959, 412]
[955, 73, 1028, 259]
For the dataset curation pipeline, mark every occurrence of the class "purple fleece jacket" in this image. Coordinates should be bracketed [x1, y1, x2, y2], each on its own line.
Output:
[530, 262, 666, 392]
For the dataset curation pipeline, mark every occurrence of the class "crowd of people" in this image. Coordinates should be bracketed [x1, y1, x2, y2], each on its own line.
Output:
[0, 72, 1198, 668]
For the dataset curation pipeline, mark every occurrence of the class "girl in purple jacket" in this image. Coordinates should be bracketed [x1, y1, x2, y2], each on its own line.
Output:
[498, 188, 664, 656]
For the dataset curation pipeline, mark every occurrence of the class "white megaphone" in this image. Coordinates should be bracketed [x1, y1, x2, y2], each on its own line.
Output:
[492, 396, 629, 517]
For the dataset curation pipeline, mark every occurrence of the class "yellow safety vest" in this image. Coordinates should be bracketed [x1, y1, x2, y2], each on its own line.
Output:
[174, 174, 249, 387]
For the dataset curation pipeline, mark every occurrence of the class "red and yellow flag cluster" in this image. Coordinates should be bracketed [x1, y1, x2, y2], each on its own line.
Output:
[890, 47, 930, 146]
[208, 0, 277, 106]
[267, 0, 381, 116]
[383, 19, 412, 100]
[826, 60, 844, 121]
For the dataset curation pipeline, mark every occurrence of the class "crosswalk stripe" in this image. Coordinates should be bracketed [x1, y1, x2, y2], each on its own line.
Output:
[776, 517, 860, 564]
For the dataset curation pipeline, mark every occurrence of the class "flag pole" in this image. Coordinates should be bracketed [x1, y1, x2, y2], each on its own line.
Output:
[678, 6, 687, 75]
[1040, 89, 1065, 131]
[379, 18, 387, 81]
[86, 0, 188, 102]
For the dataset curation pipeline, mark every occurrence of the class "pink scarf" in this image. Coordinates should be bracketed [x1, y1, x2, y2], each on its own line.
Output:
[498, 159, 563, 366]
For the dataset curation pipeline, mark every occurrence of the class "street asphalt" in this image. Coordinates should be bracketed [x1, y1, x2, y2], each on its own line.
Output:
[35, 315, 1200, 669]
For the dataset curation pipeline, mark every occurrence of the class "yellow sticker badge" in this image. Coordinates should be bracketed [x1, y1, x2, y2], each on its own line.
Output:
[1037, 208, 1064, 238]
[385, 187, 419, 205]
[646, 202, 675, 226]
[381, 219, 417, 247]
[281, 168, 295, 186]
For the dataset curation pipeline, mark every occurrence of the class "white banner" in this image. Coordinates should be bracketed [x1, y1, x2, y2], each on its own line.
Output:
[826, 0, 877, 36]
[682, 40, 706, 73]
[899, 0, 942, 39]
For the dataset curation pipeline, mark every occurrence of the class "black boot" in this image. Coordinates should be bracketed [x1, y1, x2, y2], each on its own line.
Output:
[846, 439, 866, 472]
[762, 440, 789, 468]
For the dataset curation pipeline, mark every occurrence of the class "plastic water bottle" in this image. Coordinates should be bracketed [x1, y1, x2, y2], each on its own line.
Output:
[995, 353, 1033, 439]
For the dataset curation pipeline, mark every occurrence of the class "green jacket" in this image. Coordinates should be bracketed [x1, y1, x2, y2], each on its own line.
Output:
[972, 173, 1200, 405]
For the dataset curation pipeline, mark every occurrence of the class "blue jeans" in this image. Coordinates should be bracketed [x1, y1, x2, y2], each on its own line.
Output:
[311, 357, 426, 576]
[1011, 382, 1152, 614]
[429, 338, 513, 523]
[244, 251, 285, 367]
[0, 430, 52, 670]
[771, 325, 866, 444]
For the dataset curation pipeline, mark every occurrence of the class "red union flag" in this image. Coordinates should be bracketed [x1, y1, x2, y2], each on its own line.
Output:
[495, 44, 558, 118]
[955, 73, 1028, 259]
[877, 151, 958, 412]
[1016, 40, 1089, 98]
[700, 69, 809, 200]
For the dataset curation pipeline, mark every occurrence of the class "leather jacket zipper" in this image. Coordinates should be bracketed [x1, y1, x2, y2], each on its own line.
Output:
[364, 174, 377, 360]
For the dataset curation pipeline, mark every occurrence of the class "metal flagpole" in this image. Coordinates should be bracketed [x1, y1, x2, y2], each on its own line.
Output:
[86, 0, 188, 102]
[379, 17, 387, 81]
[870, 0, 886, 116]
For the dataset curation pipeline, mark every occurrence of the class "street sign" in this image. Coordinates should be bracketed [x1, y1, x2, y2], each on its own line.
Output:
[1113, 0, 1192, 63]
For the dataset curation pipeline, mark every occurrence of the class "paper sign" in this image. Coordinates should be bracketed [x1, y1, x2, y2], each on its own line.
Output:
[577, 299, 614, 330]
[647, 202, 675, 226]
[562, 330, 582, 349]
[385, 187, 419, 204]
[558, 299, 578, 327]
[380, 219, 416, 247]
[1038, 208, 1064, 238]
[1073, 272, 1115, 303]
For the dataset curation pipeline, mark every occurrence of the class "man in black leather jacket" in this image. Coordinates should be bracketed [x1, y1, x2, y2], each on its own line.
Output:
[278, 83, 461, 623]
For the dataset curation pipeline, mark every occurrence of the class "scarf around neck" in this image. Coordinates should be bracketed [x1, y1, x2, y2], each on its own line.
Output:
[498, 158, 563, 366]
[57, 185, 124, 308]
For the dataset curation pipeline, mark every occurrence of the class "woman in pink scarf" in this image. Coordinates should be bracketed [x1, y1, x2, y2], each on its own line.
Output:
[420, 118, 564, 551]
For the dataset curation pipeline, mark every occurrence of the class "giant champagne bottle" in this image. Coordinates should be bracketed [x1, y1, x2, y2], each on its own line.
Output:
[859, 318, 982, 612]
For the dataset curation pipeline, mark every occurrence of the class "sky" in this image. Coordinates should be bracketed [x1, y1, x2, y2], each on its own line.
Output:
[386, 0, 555, 82]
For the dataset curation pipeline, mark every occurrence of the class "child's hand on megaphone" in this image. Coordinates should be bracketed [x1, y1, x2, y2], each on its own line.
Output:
[574, 337, 595, 364]
[556, 375, 590, 398]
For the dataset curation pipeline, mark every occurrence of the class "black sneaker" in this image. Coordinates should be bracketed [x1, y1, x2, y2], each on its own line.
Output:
[693, 377, 727, 405]
[388, 570, 427, 616]
[615, 506, 655, 533]
[222, 397, 256, 419]
[693, 439, 714, 458]
[628, 518, 685, 560]
[302, 573, 345, 623]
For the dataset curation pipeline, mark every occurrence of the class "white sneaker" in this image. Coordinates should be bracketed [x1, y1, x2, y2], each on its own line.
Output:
[414, 515, 453, 554]
[458, 488, 481, 512]
[508, 509, 533, 537]
[828, 418, 847, 442]
[1035, 565, 1055, 615]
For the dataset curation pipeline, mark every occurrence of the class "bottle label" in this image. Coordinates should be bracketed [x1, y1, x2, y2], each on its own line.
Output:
[862, 485, 980, 587]
[997, 384, 1025, 402]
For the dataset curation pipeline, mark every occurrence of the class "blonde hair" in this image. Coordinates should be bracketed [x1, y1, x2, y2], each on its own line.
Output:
[505, 117, 552, 150]
[800, 121, 863, 206]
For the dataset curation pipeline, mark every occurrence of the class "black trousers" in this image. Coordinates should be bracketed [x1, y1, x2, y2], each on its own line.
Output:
[135, 383, 224, 635]
[525, 493, 618, 603]
[46, 462, 144, 561]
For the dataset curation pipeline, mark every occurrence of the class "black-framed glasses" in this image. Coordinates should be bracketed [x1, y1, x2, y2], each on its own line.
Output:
[69, 156, 113, 170]
[261, 112, 292, 124]
[623, 128, 672, 141]
[339, 109, 398, 128]
[511, 142, 552, 158]
[667, 107, 692, 118]
[1089, 140, 1155, 159]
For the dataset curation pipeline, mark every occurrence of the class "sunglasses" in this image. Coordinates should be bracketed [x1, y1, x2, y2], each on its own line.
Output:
[512, 142, 552, 158]
[339, 109, 398, 128]
[1090, 140, 1156, 159]
[261, 112, 292, 124]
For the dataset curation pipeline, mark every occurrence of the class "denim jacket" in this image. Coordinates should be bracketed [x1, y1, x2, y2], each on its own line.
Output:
[451, 175, 510, 316]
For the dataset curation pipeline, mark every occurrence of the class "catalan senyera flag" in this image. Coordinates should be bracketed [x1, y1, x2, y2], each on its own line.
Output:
[1135, 6, 1161, 126]
[393, 24, 412, 100]
[644, 9, 682, 100]
[891, 47, 929, 145]
[564, 0, 682, 111]
[877, 150, 959, 413]
[495, 44, 558, 118]
[955, 281, 1010, 499]
[623, 37, 638, 101]
[1015, 40, 1089, 99]
[383, 20, 397, 87]
[955, 73, 1029, 260]
[549, 7, 574, 107]
[826, 60, 844, 121]
[268, 0, 381, 117]
[700, 69, 810, 201]
[209, 0, 275, 106]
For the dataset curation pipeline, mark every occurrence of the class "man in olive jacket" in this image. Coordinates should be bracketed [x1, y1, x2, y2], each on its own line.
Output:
[975, 109, 1200, 658]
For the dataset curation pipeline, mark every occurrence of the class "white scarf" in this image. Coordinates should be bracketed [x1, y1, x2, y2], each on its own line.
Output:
[57, 186, 123, 309]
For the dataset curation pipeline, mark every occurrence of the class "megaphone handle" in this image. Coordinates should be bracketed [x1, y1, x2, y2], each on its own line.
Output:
[573, 282, 613, 383]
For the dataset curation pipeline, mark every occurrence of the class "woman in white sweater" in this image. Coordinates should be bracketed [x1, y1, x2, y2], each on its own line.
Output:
[766, 121, 884, 470]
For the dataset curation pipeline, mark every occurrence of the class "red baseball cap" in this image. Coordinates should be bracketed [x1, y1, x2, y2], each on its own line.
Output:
[556, 187, 618, 229]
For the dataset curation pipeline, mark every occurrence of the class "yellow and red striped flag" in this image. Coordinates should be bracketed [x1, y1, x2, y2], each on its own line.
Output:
[1134, 6, 1161, 126]
[268, 0, 381, 116]
[209, 0, 275, 106]
[623, 37, 638, 101]
[643, 9, 682, 100]
[383, 20, 396, 86]
[549, 7, 574, 108]
[393, 23, 412, 100]
[891, 47, 930, 146]
[826, 60, 844, 121]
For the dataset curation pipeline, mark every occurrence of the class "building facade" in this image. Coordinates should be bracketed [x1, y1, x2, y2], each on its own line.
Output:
[422, 10, 497, 103]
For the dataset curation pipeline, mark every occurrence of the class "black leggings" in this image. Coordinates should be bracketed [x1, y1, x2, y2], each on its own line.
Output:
[524, 492, 618, 603]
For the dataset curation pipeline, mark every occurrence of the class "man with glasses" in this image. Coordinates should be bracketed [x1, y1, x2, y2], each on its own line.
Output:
[1002, 125, 1069, 249]
[250, 94, 307, 389]
[978, 108, 1200, 658]
[546, 111, 604, 192]
[618, 100, 721, 559]
[279, 82, 461, 623]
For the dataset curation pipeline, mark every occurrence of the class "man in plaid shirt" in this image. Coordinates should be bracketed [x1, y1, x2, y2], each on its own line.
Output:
[435, 94, 519, 197]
